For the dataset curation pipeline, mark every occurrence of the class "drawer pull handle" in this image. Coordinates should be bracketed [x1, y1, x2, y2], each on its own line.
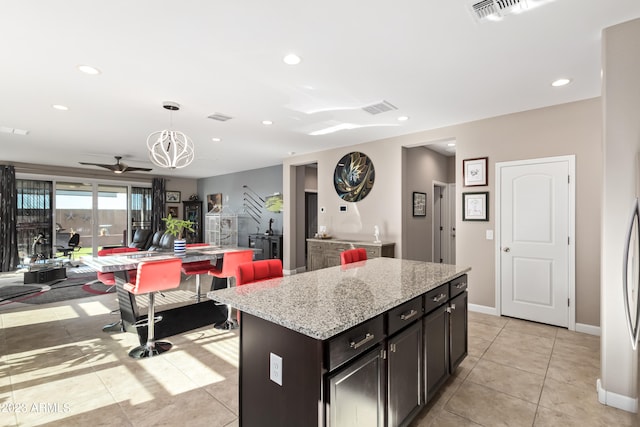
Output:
[432, 293, 447, 303]
[455, 283, 466, 289]
[350, 333, 374, 350]
[400, 309, 418, 321]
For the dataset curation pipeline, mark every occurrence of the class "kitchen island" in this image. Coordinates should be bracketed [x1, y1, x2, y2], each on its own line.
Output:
[208, 257, 470, 427]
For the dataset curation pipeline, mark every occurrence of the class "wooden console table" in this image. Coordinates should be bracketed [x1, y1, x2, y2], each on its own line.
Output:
[306, 238, 395, 271]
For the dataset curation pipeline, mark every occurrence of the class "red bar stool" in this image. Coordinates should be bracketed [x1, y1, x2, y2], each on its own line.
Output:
[96, 247, 140, 332]
[208, 249, 254, 329]
[181, 260, 215, 302]
[235, 259, 283, 323]
[96, 247, 140, 292]
[123, 258, 183, 358]
[340, 247, 368, 265]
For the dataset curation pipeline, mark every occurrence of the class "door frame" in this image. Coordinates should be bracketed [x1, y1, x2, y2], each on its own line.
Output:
[494, 155, 576, 331]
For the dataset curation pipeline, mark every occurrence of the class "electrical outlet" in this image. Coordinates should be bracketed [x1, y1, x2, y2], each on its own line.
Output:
[270, 352, 283, 386]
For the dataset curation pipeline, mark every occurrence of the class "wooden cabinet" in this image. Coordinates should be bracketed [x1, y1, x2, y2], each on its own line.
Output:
[449, 291, 468, 372]
[236, 273, 467, 427]
[424, 304, 449, 402]
[182, 201, 203, 243]
[387, 321, 422, 427]
[306, 238, 396, 271]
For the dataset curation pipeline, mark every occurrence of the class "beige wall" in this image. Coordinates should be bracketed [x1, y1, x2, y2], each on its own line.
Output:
[285, 97, 602, 327]
[600, 18, 640, 406]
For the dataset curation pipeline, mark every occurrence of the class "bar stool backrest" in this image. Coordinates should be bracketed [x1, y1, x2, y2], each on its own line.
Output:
[128, 258, 183, 294]
[340, 248, 368, 265]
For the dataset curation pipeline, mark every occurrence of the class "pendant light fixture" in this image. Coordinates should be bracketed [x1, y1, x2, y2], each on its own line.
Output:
[147, 101, 194, 169]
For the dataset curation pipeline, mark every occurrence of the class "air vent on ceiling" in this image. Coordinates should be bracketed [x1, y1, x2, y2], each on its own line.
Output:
[362, 100, 398, 115]
[207, 112, 233, 122]
[470, 0, 530, 21]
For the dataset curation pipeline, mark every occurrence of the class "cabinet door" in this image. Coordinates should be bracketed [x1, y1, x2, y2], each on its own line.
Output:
[328, 346, 385, 427]
[387, 322, 422, 427]
[449, 291, 468, 373]
[423, 304, 449, 402]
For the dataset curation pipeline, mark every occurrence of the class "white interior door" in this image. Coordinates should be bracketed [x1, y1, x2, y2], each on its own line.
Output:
[498, 156, 574, 328]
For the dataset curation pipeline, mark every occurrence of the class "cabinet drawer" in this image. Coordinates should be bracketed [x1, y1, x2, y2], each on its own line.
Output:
[328, 315, 384, 372]
[423, 284, 449, 314]
[450, 275, 468, 298]
[355, 245, 381, 258]
[387, 296, 423, 335]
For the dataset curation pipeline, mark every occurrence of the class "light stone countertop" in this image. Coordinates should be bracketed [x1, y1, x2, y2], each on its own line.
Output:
[207, 257, 470, 340]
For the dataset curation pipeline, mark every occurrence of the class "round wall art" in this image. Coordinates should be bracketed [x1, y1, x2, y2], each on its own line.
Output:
[333, 151, 375, 202]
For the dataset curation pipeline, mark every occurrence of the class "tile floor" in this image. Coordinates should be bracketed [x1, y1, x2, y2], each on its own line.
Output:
[0, 287, 635, 426]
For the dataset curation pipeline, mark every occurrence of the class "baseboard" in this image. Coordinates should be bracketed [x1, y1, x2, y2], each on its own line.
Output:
[468, 304, 498, 316]
[283, 267, 306, 276]
[576, 323, 601, 336]
[597, 378, 637, 413]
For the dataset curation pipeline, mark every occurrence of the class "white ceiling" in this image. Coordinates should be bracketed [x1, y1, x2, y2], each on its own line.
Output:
[1, 1, 639, 179]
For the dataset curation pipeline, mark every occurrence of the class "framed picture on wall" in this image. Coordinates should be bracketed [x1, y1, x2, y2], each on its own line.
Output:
[166, 205, 179, 218]
[463, 157, 488, 187]
[463, 192, 489, 221]
[166, 191, 181, 203]
[413, 192, 427, 217]
[207, 193, 222, 213]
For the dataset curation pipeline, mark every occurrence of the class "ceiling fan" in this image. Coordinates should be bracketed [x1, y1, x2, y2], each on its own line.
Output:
[79, 156, 152, 174]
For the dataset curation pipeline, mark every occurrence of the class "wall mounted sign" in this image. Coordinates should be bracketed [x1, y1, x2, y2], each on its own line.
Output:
[333, 152, 375, 202]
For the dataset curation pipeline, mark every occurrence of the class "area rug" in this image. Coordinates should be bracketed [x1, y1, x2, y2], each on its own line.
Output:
[0, 271, 108, 309]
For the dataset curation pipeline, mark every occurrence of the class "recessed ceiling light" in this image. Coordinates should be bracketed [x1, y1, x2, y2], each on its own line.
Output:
[283, 54, 301, 65]
[398, 116, 409, 121]
[77, 64, 101, 75]
[212, 137, 221, 142]
[262, 120, 273, 125]
[52, 104, 69, 111]
[551, 78, 572, 87]
[447, 142, 456, 147]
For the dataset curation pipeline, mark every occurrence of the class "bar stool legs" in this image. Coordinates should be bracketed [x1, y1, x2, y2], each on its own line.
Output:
[215, 277, 238, 330]
[129, 292, 172, 358]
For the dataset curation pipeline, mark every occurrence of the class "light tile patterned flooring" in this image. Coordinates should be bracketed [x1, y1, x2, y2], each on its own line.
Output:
[0, 290, 635, 426]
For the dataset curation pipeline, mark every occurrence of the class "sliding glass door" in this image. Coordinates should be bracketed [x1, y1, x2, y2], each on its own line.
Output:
[55, 182, 93, 257]
[96, 184, 128, 250]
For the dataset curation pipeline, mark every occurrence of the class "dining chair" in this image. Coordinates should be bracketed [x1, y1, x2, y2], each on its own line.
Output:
[340, 247, 368, 265]
[235, 259, 283, 323]
[208, 249, 254, 329]
[123, 258, 183, 358]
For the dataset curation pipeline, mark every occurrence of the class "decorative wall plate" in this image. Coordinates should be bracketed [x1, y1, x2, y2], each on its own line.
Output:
[333, 152, 375, 202]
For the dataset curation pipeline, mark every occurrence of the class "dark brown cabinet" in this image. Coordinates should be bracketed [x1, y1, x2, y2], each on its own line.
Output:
[236, 273, 468, 427]
[387, 321, 423, 427]
[424, 304, 450, 402]
[182, 201, 203, 243]
[449, 291, 468, 372]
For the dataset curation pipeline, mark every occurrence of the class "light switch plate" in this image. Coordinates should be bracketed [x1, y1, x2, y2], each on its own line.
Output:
[270, 352, 283, 386]
[486, 230, 494, 240]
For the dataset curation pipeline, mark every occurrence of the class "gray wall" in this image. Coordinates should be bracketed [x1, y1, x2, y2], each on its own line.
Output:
[403, 146, 453, 262]
[197, 165, 283, 246]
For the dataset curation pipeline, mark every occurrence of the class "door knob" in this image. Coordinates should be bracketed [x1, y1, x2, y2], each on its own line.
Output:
[503, 247, 510, 252]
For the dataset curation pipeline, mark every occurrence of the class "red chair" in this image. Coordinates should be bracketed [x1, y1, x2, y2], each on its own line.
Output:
[96, 247, 140, 292]
[340, 248, 368, 265]
[123, 258, 183, 358]
[208, 249, 254, 329]
[181, 260, 215, 302]
[235, 259, 283, 323]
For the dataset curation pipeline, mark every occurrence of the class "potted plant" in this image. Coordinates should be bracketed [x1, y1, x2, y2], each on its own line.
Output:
[162, 214, 194, 255]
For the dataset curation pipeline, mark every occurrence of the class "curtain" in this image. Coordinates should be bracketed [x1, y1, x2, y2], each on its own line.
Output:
[0, 165, 19, 271]
[151, 178, 166, 232]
